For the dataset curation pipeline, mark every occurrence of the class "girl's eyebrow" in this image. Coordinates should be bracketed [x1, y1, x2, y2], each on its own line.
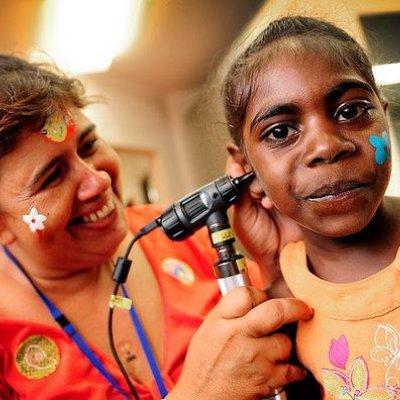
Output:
[29, 123, 96, 190]
[325, 80, 374, 104]
[251, 104, 300, 130]
[250, 80, 374, 131]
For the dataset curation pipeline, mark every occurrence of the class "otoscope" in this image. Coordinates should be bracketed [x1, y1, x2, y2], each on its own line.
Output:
[110, 172, 287, 400]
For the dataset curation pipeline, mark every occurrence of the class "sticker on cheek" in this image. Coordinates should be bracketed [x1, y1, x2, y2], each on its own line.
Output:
[368, 130, 391, 165]
[23, 207, 47, 241]
[39, 111, 75, 143]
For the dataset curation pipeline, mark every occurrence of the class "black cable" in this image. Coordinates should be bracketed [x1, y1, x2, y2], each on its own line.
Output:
[107, 221, 160, 399]
[107, 282, 140, 400]
[123, 220, 160, 259]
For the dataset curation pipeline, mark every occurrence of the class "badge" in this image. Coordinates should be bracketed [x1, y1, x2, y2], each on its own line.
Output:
[161, 257, 195, 286]
[16, 335, 60, 379]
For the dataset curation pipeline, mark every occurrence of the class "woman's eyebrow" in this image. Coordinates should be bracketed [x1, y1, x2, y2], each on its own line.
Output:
[325, 80, 374, 104]
[251, 104, 300, 130]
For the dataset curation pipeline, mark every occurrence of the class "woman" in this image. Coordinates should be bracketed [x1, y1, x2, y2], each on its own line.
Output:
[0, 54, 311, 399]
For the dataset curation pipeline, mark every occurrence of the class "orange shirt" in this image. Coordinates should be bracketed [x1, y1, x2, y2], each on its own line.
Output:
[280, 241, 400, 400]
[0, 205, 223, 399]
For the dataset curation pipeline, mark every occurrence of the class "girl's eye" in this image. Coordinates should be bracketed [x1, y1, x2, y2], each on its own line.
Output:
[261, 124, 299, 146]
[79, 138, 98, 157]
[334, 101, 372, 122]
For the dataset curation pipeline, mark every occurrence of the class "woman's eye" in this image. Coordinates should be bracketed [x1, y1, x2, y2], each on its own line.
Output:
[79, 138, 98, 156]
[262, 124, 298, 145]
[40, 168, 64, 190]
[335, 102, 372, 122]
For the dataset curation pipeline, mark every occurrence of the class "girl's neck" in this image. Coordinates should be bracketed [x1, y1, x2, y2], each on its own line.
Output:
[303, 197, 400, 283]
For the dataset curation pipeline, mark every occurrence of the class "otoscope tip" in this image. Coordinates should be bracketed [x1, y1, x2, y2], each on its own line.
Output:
[233, 171, 255, 186]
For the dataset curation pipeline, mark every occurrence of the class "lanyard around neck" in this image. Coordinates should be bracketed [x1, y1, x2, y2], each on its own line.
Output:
[3, 246, 167, 399]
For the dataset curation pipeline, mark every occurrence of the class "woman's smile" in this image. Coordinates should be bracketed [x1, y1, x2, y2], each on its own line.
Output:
[70, 199, 116, 225]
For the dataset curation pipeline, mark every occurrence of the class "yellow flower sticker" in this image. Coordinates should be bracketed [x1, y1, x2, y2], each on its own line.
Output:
[16, 335, 60, 379]
[40, 111, 75, 143]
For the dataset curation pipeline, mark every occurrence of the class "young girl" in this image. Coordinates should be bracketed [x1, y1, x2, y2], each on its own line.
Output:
[224, 16, 400, 399]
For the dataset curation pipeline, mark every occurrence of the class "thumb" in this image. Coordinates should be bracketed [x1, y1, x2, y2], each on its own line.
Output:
[243, 297, 313, 337]
[214, 286, 268, 319]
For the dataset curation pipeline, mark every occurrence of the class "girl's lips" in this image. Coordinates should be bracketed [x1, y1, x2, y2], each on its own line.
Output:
[307, 186, 366, 203]
[305, 180, 369, 200]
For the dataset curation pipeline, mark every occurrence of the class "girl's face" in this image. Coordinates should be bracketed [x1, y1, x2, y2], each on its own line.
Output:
[0, 108, 128, 271]
[240, 51, 390, 238]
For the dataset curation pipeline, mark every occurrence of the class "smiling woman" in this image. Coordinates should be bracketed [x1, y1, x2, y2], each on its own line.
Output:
[0, 54, 313, 400]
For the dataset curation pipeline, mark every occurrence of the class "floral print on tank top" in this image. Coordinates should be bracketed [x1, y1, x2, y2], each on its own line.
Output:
[321, 324, 400, 399]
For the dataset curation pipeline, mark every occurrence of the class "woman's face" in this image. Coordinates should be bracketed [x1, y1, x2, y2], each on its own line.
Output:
[0, 107, 129, 271]
[240, 51, 390, 238]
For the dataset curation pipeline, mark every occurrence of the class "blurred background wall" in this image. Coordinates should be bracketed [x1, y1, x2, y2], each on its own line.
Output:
[1, 0, 399, 205]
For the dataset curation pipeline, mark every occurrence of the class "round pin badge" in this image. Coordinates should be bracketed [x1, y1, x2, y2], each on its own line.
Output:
[161, 257, 195, 286]
[16, 335, 60, 379]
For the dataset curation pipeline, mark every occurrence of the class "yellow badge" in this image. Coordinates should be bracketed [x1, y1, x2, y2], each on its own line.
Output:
[161, 257, 195, 286]
[16, 335, 60, 379]
[40, 111, 75, 143]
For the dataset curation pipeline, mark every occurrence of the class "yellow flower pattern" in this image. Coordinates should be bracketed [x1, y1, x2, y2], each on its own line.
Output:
[321, 333, 397, 399]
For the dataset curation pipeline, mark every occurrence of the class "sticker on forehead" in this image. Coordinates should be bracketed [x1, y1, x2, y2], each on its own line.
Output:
[40, 111, 75, 143]
[369, 130, 391, 165]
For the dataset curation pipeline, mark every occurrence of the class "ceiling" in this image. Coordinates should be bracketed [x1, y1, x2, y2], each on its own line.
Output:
[109, 0, 265, 92]
[0, 0, 265, 95]
[0, 1, 399, 98]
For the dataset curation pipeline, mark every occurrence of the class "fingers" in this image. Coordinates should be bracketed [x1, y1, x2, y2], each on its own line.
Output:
[215, 286, 268, 319]
[254, 333, 293, 363]
[243, 297, 313, 338]
[213, 288, 313, 337]
[267, 363, 308, 389]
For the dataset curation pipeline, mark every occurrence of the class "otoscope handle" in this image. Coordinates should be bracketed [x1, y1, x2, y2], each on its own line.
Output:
[206, 210, 287, 400]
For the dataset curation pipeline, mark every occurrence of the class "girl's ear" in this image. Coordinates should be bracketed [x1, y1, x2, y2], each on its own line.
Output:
[226, 142, 274, 210]
[382, 98, 389, 114]
[226, 142, 249, 170]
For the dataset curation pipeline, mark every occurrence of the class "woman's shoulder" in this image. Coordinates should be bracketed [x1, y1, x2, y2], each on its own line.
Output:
[0, 260, 53, 324]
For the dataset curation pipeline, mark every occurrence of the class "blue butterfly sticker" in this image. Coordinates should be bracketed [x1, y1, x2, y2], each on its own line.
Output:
[369, 130, 390, 165]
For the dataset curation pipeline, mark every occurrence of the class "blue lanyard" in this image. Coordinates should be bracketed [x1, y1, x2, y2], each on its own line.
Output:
[3, 246, 167, 399]
[121, 285, 168, 398]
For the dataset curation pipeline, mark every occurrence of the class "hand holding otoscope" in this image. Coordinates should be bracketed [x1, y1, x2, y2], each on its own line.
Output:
[111, 173, 306, 399]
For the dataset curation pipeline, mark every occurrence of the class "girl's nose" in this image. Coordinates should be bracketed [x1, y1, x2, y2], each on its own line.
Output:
[302, 129, 356, 167]
[76, 165, 111, 201]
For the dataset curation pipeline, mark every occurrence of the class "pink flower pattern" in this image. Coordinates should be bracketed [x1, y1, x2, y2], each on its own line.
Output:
[321, 335, 395, 399]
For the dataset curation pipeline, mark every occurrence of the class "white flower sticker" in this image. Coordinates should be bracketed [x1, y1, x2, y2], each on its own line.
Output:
[23, 208, 47, 232]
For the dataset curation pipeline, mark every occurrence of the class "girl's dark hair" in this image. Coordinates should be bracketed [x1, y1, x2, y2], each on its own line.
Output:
[222, 16, 380, 146]
[0, 54, 88, 157]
